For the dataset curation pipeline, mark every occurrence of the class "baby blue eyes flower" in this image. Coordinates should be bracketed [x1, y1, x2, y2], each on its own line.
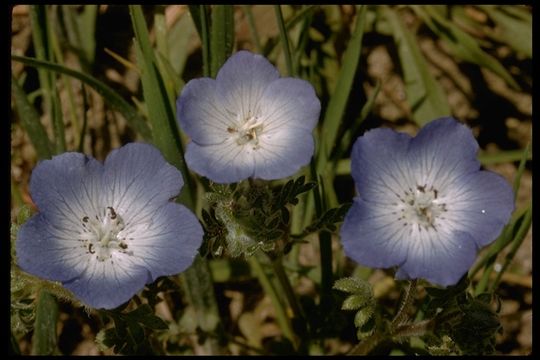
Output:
[340, 117, 514, 287]
[177, 50, 321, 184]
[16, 143, 203, 309]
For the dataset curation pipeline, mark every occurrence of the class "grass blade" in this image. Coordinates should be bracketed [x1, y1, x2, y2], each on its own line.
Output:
[129, 5, 193, 204]
[274, 5, 294, 76]
[317, 5, 367, 173]
[412, 5, 521, 90]
[480, 5, 531, 58]
[385, 6, 451, 127]
[210, 5, 235, 77]
[31, 290, 59, 355]
[11, 76, 53, 160]
[12, 55, 152, 142]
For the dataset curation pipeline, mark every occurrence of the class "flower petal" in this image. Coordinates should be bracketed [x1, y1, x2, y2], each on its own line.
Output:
[29, 152, 103, 227]
[340, 199, 409, 269]
[126, 203, 203, 279]
[185, 139, 254, 183]
[63, 255, 150, 309]
[395, 228, 478, 287]
[216, 51, 280, 122]
[258, 78, 321, 133]
[440, 171, 514, 247]
[254, 127, 314, 180]
[177, 78, 233, 145]
[409, 117, 480, 189]
[102, 143, 184, 225]
[350, 128, 415, 203]
[16, 214, 88, 282]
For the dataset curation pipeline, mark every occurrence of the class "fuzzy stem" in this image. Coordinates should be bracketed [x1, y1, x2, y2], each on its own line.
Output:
[391, 279, 417, 328]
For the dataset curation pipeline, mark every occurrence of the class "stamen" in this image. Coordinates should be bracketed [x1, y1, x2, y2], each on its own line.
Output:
[80, 206, 130, 262]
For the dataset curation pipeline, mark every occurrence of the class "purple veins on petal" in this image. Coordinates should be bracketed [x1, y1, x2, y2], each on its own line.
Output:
[340, 117, 514, 287]
[16, 142, 203, 309]
[177, 50, 321, 184]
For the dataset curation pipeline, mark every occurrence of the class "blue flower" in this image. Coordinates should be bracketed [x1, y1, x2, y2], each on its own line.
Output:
[16, 143, 203, 309]
[340, 118, 514, 286]
[177, 50, 320, 184]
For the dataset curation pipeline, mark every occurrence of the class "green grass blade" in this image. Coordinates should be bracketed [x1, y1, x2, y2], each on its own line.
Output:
[51, 90, 66, 153]
[317, 5, 367, 173]
[210, 5, 235, 77]
[385, 6, 451, 127]
[11, 76, 53, 160]
[12, 55, 152, 142]
[31, 290, 59, 355]
[274, 5, 294, 76]
[242, 5, 263, 54]
[480, 5, 531, 58]
[333, 80, 381, 163]
[302, 6, 366, 227]
[511, 142, 531, 200]
[489, 201, 531, 292]
[412, 5, 521, 91]
[29, 5, 53, 116]
[188, 5, 204, 41]
[263, 5, 317, 57]
[77, 5, 98, 65]
[167, 9, 195, 77]
[130, 5, 193, 205]
[478, 148, 532, 166]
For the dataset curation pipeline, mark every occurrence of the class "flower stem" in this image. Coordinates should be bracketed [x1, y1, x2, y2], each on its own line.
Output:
[249, 255, 297, 347]
[274, 5, 294, 76]
[269, 254, 308, 346]
[391, 279, 417, 328]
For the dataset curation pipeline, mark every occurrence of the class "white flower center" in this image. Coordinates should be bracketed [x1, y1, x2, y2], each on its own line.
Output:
[78, 206, 132, 262]
[228, 114, 264, 149]
[396, 184, 447, 231]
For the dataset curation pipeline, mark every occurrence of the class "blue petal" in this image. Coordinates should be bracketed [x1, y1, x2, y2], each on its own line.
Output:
[340, 199, 409, 269]
[102, 143, 184, 225]
[177, 78, 232, 145]
[127, 203, 203, 280]
[395, 228, 478, 287]
[254, 127, 314, 180]
[63, 256, 151, 309]
[441, 170, 514, 247]
[408, 117, 480, 189]
[16, 214, 88, 282]
[29, 152, 103, 227]
[216, 51, 280, 121]
[185, 139, 254, 184]
[350, 128, 415, 203]
[259, 78, 321, 133]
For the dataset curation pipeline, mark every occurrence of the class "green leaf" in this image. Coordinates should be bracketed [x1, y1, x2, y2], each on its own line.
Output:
[31, 290, 59, 355]
[342, 294, 370, 311]
[12, 55, 152, 141]
[333, 277, 372, 296]
[412, 5, 521, 90]
[385, 6, 451, 126]
[354, 305, 375, 328]
[11, 76, 53, 160]
[210, 5, 235, 77]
